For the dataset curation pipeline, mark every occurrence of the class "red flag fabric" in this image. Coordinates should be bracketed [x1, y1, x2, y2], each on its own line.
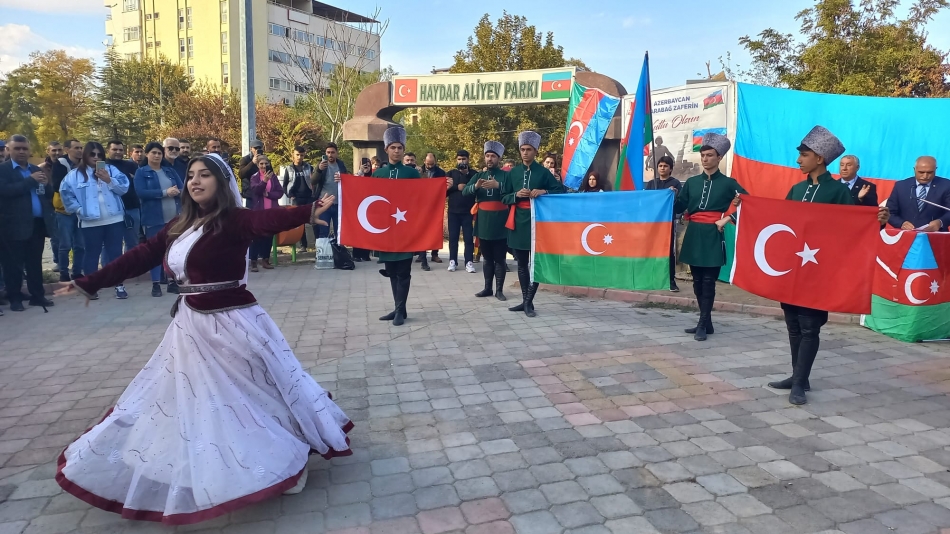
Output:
[730, 195, 880, 314]
[338, 175, 445, 252]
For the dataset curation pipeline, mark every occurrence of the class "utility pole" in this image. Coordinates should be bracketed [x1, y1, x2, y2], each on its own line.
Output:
[239, 0, 256, 156]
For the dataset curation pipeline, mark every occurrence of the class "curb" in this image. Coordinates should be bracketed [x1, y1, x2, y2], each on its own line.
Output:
[539, 284, 861, 325]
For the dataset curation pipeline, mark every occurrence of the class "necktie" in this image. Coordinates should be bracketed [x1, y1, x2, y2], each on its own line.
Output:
[918, 184, 928, 212]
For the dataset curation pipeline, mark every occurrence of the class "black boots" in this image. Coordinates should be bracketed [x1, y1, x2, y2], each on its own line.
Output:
[509, 262, 530, 312]
[494, 269, 507, 301]
[380, 277, 399, 321]
[767, 331, 810, 391]
[393, 275, 410, 326]
[524, 282, 539, 318]
[787, 314, 822, 404]
[686, 271, 717, 340]
[476, 262, 494, 298]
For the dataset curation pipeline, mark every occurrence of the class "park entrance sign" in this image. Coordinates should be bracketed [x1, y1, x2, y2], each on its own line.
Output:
[392, 67, 576, 106]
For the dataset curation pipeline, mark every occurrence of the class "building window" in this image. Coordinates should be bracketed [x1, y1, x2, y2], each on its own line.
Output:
[145, 13, 151, 20]
[269, 49, 291, 64]
[123, 26, 141, 42]
[323, 62, 334, 73]
[178, 9, 184, 30]
[187, 37, 194, 58]
[268, 23, 290, 38]
[146, 42, 153, 48]
[220, 1, 228, 23]
[222, 63, 229, 85]
[188, 66, 194, 79]
[179, 38, 185, 59]
[186, 7, 193, 29]
[125, 53, 139, 60]
[123, 0, 138, 11]
[367, 50, 376, 60]
[221, 32, 228, 54]
[153, 12, 159, 19]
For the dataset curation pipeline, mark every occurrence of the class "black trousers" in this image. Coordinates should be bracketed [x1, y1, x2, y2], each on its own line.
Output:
[689, 265, 720, 322]
[353, 248, 371, 260]
[385, 258, 413, 313]
[513, 248, 536, 292]
[781, 303, 828, 382]
[480, 238, 507, 276]
[447, 212, 474, 263]
[668, 224, 677, 285]
[0, 218, 46, 303]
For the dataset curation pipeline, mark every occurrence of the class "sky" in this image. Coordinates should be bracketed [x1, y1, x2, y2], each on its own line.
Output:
[2, 0, 949, 92]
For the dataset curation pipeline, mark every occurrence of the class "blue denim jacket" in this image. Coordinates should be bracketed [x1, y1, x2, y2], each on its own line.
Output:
[60, 165, 129, 223]
[134, 164, 184, 227]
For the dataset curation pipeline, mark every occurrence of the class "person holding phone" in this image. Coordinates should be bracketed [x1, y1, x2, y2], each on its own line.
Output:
[313, 143, 347, 240]
[247, 156, 283, 271]
[135, 142, 184, 297]
[59, 141, 130, 299]
[351, 156, 373, 262]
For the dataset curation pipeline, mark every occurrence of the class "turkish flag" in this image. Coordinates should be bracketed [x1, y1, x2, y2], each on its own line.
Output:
[338, 175, 444, 252]
[393, 79, 417, 104]
[731, 195, 880, 314]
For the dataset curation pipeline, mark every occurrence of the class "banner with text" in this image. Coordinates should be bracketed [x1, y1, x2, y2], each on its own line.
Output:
[621, 81, 732, 182]
[392, 68, 576, 106]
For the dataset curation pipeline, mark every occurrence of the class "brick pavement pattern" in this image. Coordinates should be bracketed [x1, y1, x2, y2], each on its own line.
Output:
[2, 261, 950, 533]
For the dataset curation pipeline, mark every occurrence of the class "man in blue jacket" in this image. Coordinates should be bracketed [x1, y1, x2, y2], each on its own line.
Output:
[886, 156, 950, 232]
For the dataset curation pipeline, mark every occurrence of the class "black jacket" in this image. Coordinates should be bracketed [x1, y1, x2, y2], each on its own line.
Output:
[846, 176, 878, 207]
[0, 160, 54, 241]
[107, 158, 141, 210]
[446, 167, 477, 214]
[282, 163, 315, 205]
[238, 153, 261, 204]
[421, 164, 446, 179]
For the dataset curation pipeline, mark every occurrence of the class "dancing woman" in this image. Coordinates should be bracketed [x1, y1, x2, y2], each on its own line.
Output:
[54, 155, 352, 525]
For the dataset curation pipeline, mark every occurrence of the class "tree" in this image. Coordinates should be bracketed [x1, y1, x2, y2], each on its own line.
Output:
[88, 50, 191, 143]
[0, 50, 95, 144]
[738, 0, 950, 96]
[254, 101, 325, 170]
[408, 12, 588, 169]
[276, 7, 390, 146]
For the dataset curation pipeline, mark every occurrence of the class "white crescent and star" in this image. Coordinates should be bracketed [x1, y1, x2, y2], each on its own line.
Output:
[398, 84, 410, 98]
[357, 196, 407, 234]
[580, 223, 612, 255]
[753, 224, 822, 277]
[905, 272, 933, 305]
[568, 121, 584, 147]
[553, 80, 564, 91]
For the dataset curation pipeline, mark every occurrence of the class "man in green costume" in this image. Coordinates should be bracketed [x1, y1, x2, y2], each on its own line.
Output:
[463, 140, 510, 301]
[371, 125, 451, 326]
[767, 125, 889, 405]
[501, 131, 563, 317]
[674, 132, 746, 341]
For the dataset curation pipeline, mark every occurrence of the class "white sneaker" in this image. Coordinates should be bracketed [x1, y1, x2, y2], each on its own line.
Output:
[283, 468, 308, 495]
[448, 260, 457, 272]
[466, 261, 476, 273]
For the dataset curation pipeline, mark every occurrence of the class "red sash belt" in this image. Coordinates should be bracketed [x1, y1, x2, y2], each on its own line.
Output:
[506, 200, 531, 230]
[472, 200, 506, 216]
[687, 211, 724, 224]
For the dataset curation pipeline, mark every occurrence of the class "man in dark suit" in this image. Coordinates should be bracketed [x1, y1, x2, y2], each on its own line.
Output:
[839, 154, 878, 206]
[0, 135, 55, 311]
[886, 156, 950, 232]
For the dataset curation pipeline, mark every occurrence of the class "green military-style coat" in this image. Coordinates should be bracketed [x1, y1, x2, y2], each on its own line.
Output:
[462, 167, 510, 241]
[674, 170, 748, 267]
[372, 161, 421, 262]
[501, 161, 563, 250]
[786, 171, 854, 205]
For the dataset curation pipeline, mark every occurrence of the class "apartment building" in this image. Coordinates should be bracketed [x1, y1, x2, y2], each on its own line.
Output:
[105, 0, 382, 103]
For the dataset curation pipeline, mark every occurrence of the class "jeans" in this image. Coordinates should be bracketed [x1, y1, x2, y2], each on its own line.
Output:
[55, 212, 85, 278]
[81, 222, 125, 277]
[123, 208, 141, 253]
[0, 218, 46, 303]
[447, 212, 474, 264]
[143, 225, 166, 282]
[250, 235, 272, 261]
[316, 205, 339, 239]
[50, 232, 60, 270]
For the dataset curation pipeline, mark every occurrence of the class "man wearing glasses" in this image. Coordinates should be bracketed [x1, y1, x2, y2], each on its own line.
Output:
[163, 138, 188, 185]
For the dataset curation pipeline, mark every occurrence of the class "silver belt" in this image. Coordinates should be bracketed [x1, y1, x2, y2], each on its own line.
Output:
[170, 281, 241, 317]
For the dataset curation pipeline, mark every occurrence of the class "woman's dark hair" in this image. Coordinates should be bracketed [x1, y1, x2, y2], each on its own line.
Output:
[657, 155, 675, 168]
[543, 152, 558, 164]
[579, 171, 607, 192]
[168, 156, 238, 241]
[76, 142, 106, 181]
[144, 141, 164, 157]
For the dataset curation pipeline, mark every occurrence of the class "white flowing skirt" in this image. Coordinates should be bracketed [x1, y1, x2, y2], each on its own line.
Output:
[56, 304, 352, 525]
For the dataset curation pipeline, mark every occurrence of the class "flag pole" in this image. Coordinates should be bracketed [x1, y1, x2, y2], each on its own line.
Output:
[645, 51, 660, 190]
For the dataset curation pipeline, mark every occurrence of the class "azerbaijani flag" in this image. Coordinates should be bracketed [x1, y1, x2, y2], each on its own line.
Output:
[561, 83, 620, 190]
[692, 127, 727, 152]
[863, 231, 950, 342]
[615, 53, 652, 191]
[703, 89, 724, 109]
[531, 190, 672, 291]
[541, 71, 572, 100]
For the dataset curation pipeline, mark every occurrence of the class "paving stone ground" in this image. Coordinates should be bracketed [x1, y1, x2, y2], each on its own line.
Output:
[3, 258, 950, 534]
